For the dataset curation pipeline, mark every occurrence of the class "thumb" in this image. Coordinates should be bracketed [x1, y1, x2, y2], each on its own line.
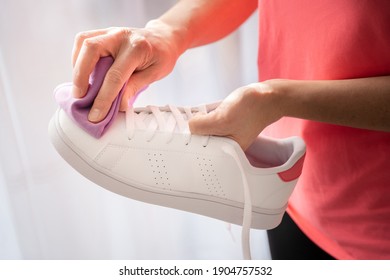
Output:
[120, 80, 149, 111]
[120, 67, 161, 111]
[189, 111, 221, 136]
[120, 74, 150, 111]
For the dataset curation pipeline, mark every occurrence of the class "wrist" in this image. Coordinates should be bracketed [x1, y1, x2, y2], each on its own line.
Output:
[250, 79, 293, 120]
[145, 19, 190, 56]
[262, 79, 307, 119]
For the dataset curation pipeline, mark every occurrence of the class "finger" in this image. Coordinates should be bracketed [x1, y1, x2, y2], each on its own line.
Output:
[189, 110, 248, 149]
[72, 28, 110, 67]
[119, 69, 157, 111]
[89, 32, 152, 121]
[72, 33, 113, 98]
[189, 110, 224, 136]
[88, 52, 137, 122]
[120, 81, 149, 111]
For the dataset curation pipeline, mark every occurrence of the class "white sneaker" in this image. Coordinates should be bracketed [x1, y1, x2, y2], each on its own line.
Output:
[48, 103, 306, 259]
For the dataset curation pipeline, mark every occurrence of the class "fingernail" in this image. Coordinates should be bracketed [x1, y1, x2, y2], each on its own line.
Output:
[72, 86, 83, 98]
[88, 108, 101, 123]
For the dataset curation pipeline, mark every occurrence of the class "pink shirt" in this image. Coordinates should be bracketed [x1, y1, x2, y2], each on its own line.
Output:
[258, 0, 390, 259]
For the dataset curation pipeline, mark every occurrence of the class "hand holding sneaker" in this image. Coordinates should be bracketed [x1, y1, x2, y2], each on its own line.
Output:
[189, 81, 285, 151]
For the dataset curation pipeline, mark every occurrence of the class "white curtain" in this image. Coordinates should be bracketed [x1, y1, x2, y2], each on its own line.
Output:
[0, 0, 270, 259]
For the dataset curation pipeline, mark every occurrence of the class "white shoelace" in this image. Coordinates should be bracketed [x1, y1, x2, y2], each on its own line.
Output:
[126, 104, 210, 146]
[222, 145, 252, 260]
[125, 105, 252, 259]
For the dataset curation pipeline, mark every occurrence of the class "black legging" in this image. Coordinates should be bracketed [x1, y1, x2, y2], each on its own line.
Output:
[267, 213, 336, 260]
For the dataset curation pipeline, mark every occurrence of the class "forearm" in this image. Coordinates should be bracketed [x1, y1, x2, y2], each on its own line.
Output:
[148, 0, 257, 54]
[275, 76, 390, 131]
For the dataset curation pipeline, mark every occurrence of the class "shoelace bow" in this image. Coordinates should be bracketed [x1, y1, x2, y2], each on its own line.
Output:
[125, 104, 253, 259]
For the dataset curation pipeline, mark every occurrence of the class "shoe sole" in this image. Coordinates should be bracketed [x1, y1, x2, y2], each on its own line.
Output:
[49, 110, 286, 230]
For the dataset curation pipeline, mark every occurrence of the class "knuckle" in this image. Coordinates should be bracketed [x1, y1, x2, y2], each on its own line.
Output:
[109, 27, 132, 43]
[74, 31, 88, 43]
[105, 68, 125, 85]
[93, 95, 107, 105]
[83, 37, 102, 53]
[130, 33, 151, 51]
[93, 95, 111, 109]
[117, 27, 132, 38]
[130, 37, 153, 68]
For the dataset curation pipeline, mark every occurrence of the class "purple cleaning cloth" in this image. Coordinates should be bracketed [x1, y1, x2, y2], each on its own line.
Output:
[54, 56, 126, 138]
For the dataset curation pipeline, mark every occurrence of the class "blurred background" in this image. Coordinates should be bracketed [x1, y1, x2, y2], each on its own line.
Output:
[0, 0, 270, 259]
